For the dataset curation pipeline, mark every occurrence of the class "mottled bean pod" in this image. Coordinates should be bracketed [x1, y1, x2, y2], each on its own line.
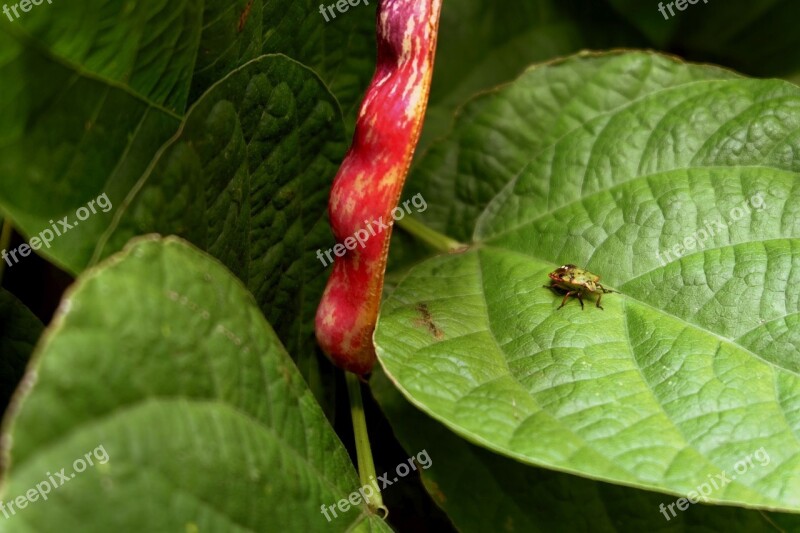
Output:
[315, 0, 443, 375]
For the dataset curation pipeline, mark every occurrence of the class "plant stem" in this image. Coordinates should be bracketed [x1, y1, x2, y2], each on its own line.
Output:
[395, 216, 466, 253]
[346, 371, 386, 515]
[0, 216, 12, 286]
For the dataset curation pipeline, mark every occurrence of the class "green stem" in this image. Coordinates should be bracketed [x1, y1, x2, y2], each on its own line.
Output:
[395, 216, 466, 253]
[0, 217, 12, 286]
[346, 371, 386, 515]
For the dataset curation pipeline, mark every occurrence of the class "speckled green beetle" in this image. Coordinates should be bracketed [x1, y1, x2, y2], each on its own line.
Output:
[543, 264, 616, 310]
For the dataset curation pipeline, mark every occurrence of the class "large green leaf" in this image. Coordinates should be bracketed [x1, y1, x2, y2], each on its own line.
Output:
[0, 289, 41, 411]
[0, 237, 389, 532]
[407, 52, 739, 243]
[0, 27, 182, 273]
[372, 368, 800, 531]
[91, 54, 344, 405]
[0, 0, 205, 271]
[376, 52, 800, 511]
[3, 0, 202, 113]
[0, 0, 365, 276]
[0, 0, 376, 276]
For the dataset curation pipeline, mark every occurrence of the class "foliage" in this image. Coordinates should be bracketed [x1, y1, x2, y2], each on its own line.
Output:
[1, 1, 798, 531]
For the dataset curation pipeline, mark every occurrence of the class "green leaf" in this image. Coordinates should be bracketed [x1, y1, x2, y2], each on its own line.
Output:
[0, 28, 182, 273]
[91, 54, 344, 405]
[0, 237, 389, 532]
[408, 52, 739, 243]
[0, 289, 41, 411]
[190, 0, 377, 130]
[0, 0, 376, 276]
[2, 0, 202, 113]
[0, 10, 353, 407]
[372, 367, 800, 531]
[262, 0, 377, 129]
[377, 52, 800, 511]
[189, 1, 266, 104]
[0, 3, 196, 252]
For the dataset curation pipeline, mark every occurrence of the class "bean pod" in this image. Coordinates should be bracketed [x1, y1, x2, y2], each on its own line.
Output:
[315, 0, 443, 375]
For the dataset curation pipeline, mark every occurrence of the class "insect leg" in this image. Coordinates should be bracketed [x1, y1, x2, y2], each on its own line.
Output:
[558, 291, 577, 310]
[545, 283, 568, 295]
[598, 283, 616, 294]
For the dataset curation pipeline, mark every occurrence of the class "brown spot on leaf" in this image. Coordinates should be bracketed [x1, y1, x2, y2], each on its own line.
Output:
[238, 0, 254, 33]
[413, 303, 444, 340]
[279, 364, 292, 385]
[424, 480, 446, 504]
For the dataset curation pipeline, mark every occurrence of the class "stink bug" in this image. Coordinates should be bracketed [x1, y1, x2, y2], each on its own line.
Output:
[543, 264, 617, 310]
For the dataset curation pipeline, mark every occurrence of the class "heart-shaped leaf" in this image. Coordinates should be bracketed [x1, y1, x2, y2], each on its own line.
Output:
[376, 51, 800, 511]
[0, 237, 389, 532]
